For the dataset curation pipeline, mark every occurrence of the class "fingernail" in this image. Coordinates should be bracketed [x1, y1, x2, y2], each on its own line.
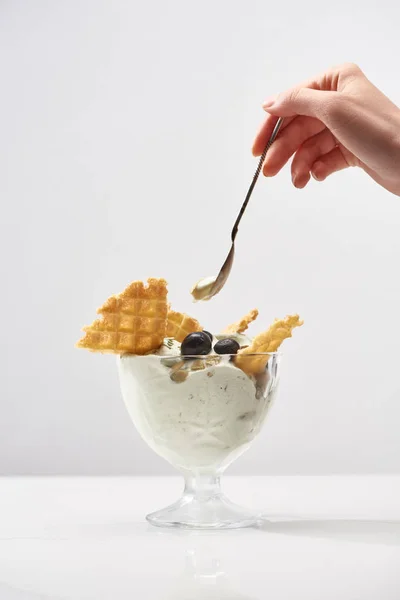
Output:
[262, 96, 276, 109]
[293, 173, 307, 188]
[263, 164, 272, 177]
[312, 164, 324, 181]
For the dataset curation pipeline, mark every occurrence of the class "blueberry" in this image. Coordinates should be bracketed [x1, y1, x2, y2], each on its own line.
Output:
[214, 338, 240, 355]
[181, 332, 212, 356]
[202, 330, 213, 343]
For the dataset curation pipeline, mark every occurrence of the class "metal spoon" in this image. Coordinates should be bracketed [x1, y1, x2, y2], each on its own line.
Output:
[191, 117, 284, 301]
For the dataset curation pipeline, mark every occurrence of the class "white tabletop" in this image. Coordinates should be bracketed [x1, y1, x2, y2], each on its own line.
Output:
[0, 476, 399, 599]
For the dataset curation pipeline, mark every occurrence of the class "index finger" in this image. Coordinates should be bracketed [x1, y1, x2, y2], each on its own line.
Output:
[252, 114, 294, 156]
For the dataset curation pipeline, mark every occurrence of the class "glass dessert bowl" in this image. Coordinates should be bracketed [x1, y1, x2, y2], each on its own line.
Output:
[118, 350, 280, 529]
[77, 277, 302, 529]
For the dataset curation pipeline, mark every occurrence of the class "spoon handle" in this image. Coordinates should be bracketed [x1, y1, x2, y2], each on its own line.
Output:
[231, 117, 284, 242]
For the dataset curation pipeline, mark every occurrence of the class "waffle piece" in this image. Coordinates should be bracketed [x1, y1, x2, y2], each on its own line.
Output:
[235, 314, 303, 374]
[77, 278, 168, 355]
[223, 308, 259, 334]
[166, 309, 202, 343]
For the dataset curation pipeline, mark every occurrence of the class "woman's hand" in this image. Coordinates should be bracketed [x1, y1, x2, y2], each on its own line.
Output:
[253, 63, 400, 196]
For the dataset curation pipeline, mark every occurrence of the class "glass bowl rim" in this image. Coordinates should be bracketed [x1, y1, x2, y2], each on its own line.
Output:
[120, 352, 282, 359]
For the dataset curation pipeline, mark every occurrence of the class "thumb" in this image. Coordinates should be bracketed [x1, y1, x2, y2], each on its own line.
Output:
[263, 88, 339, 121]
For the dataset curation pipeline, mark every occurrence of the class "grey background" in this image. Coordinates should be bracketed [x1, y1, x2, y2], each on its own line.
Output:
[1, 0, 400, 475]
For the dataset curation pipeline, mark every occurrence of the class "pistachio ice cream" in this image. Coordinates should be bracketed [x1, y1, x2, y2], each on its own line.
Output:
[118, 343, 276, 472]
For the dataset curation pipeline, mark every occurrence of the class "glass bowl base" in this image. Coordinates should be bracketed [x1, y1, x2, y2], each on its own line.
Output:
[146, 493, 261, 530]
